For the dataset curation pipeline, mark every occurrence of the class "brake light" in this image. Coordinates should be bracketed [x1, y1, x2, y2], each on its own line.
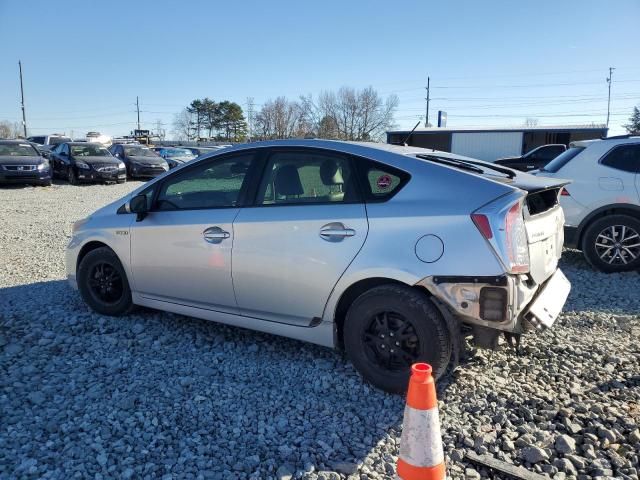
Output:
[471, 214, 493, 239]
[560, 187, 570, 196]
[471, 199, 530, 274]
[505, 202, 530, 273]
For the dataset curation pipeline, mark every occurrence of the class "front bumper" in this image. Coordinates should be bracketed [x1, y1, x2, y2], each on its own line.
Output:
[130, 164, 167, 178]
[418, 268, 571, 334]
[0, 168, 51, 184]
[77, 169, 126, 182]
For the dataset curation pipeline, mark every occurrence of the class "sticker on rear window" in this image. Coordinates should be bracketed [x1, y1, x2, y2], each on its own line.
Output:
[376, 174, 392, 189]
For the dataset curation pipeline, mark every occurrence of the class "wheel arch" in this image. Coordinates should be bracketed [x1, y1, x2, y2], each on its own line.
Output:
[332, 277, 436, 350]
[76, 241, 113, 273]
[576, 203, 640, 248]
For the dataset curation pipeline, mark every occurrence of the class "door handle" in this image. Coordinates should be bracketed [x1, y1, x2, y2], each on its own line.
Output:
[319, 222, 356, 241]
[203, 226, 230, 244]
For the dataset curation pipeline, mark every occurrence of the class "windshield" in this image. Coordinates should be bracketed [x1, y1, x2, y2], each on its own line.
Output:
[0, 143, 39, 156]
[163, 148, 194, 157]
[49, 137, 71, 145]
[126, 147, 159, 157]
[71, 145, 111, 156]
[542, 146, 585, 173]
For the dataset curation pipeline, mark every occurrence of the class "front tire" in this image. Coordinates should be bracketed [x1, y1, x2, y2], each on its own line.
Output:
[77, 247, 133, 316]
[67, 167, 78, 185]
[344, 285, 451, 393]
[582, 215, 640, 273]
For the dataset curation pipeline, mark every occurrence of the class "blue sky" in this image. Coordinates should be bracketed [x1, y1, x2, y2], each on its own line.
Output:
[0, 0, 638, 137]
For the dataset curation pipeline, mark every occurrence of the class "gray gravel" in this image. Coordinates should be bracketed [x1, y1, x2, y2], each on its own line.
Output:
[1, 181, 639, 480]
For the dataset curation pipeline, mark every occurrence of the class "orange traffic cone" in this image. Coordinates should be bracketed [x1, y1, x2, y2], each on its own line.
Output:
[396, 363, 446, 480]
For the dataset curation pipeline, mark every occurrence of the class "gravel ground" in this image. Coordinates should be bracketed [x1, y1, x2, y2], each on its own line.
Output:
[1, 181, 639, 480]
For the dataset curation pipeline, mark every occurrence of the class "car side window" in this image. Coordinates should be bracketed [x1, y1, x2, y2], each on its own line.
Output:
[153, 154, 253, 211]
[356, 159, 410, 202]
[600, 144, 640, 173]
[257, 151, 359, 205]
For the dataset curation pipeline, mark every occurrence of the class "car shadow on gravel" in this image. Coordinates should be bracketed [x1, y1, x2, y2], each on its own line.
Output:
[1, 279, 465, 478]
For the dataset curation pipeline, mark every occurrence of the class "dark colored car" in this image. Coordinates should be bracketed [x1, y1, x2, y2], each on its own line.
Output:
[184, 146, 228, 157]
[495, 144, 567, 172]
[0, 140, 52, 186]
[49, 142, 126, 185]
[109, 144, 169, 178]
[151, 147, 196, 169]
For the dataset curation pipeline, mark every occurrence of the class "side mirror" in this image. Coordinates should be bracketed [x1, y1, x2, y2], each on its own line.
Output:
[129, 194, 148, 222]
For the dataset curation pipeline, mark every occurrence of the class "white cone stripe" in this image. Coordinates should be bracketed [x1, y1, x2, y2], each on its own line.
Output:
[399, 405, 444, 467]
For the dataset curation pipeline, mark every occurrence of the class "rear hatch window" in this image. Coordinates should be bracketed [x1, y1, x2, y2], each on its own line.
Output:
[542, 146, 585, 173]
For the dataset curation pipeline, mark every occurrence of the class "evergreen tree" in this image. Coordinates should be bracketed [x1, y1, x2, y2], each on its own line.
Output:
[623, 106, 640, 134]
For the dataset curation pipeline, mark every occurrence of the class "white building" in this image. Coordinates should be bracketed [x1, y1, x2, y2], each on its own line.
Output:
[386, 126, 608, 161]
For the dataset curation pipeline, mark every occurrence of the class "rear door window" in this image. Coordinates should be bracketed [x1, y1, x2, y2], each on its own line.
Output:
[600, 144, 640, 173]
[542, 147, 585, 173]
[256, 150, 360, 205]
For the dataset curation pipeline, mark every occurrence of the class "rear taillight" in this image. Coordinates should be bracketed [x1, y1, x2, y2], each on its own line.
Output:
[471, 214, 493, 239]
[505, 202, 530, 273]
[471, 198, 530, 274]
[560, 187, 570, 196]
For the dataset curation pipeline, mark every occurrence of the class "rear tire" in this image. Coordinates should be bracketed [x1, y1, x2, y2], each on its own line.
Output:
[344, 284, 451, 393]
[582, 215, 640, 273]
[77, 247, 133, 316]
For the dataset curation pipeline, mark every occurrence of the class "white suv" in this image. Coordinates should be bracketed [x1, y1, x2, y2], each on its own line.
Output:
[537, 136, 640, 272]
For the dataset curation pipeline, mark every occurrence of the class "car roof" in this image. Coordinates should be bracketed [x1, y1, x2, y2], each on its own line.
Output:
[0, 139, 35, 144]
[572, 136, 640, 148]
[213, 138, 485, 164]
[67, 142, 105, 146]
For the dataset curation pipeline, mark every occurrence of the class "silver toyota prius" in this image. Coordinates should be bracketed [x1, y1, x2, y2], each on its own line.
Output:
[67, 140, 571, 392]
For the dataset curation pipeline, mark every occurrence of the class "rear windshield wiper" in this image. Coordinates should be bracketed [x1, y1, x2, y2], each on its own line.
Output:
[416, 154, 485, 175]
[416, 154, 516, 179]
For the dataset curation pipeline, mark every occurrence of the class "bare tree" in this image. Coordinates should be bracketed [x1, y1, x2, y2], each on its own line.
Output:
[255, 97, 308, 140]
[524, 117, 539, 127]
[172, 108, 193, 140]
[256, 86, 397, 141]
[0, 120, 22, 139]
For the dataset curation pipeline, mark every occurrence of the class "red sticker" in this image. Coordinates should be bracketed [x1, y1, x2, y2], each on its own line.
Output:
[376, 174, 392, 189]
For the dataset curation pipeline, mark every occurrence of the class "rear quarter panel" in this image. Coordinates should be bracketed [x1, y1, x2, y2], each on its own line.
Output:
[322, 159, 510, 322]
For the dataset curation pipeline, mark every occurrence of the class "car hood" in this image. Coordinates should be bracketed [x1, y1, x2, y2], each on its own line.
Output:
[76, 156, 120, 165]
[128, 155, 166, 165]
[0, 155, 44, 165]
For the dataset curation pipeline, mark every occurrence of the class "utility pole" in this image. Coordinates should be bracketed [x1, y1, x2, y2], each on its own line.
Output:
[606, 67, 615, 128]
[246, 97, 254, 142]
[136, 96, 141, 130]
[18, 61, 27, 137]
[424, 76, 430, 128]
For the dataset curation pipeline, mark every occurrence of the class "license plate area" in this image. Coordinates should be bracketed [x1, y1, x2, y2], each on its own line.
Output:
[526, 269, 571, 329]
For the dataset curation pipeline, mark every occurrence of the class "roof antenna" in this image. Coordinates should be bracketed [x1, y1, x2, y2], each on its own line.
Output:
[402, 121, 422, 146]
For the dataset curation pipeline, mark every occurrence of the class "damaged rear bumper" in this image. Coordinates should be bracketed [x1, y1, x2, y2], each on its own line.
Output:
[416, 268, 571, 336]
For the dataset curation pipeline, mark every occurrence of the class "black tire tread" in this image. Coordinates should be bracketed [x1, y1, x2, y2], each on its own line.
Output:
[344, 284, 451, 393]
[582, 214, 640, 273]
[77, 247, 134, 316]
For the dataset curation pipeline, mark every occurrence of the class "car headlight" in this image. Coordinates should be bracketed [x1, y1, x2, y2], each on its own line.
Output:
[76, 161, 90, 170]
[37, 160, 50, 170]
[118, 161, 126, 169]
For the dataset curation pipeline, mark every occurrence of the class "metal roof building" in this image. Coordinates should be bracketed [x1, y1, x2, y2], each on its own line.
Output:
[386, 125, 608, 161]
